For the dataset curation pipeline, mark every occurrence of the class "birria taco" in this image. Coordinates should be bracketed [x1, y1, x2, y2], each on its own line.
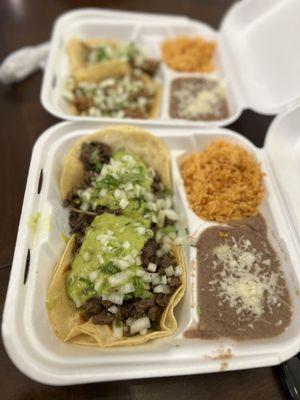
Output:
[47, 125, 186, 347]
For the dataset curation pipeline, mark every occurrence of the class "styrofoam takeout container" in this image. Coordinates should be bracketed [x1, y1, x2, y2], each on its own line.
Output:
[41, 0, 300, 127]
[2, 100, 300, 385]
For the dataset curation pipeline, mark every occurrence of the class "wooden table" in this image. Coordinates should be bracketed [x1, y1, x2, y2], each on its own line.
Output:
[0, 0, 287, 398]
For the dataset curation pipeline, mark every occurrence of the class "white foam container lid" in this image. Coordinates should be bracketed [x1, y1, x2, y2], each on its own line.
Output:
[41, 0, 300, 127]
[2, 100, 300, 385]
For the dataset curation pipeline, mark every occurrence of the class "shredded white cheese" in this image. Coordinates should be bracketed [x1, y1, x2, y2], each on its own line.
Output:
[209, 237, 283, 320]
[172, 80, 226, 119]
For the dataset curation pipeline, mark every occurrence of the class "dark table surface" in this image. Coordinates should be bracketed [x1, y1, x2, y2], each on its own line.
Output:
[0, 0, 287, 399]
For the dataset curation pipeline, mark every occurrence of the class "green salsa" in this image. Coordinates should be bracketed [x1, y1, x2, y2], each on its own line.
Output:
[67, 213, 152, 307]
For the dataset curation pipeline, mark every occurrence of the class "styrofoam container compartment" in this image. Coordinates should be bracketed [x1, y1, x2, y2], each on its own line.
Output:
[41, 0, 300, 127]
[2, 102, 300, 385]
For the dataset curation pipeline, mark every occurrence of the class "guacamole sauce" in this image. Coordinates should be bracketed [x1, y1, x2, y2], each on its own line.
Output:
[67, 213, 152, 307]
[77, 150, 152, 218]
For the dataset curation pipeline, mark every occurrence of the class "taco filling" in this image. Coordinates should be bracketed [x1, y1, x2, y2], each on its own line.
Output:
[48, 128, 185, 345]
[68, 213, 181, 336]
[86, 41, 159, 76]
[63, 72, 159, 118]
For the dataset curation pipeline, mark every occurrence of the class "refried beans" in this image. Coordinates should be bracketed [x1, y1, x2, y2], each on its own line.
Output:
[185, 214, 292, 340]
[169, 78, 229, 121]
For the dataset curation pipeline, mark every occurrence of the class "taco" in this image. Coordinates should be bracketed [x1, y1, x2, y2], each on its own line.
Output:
[47, 125, 186, 347]
[62, 71, 161, 119]
[67, 38, 160, 80]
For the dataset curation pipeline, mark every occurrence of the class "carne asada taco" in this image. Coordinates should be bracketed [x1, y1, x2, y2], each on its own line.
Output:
[47, 125, 186, 347]
[63, 71, 161, 119]
[67, 38, 160, 80]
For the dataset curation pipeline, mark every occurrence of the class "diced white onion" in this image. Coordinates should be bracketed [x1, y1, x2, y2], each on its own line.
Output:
[115, 259, 130, 270]
[153, 285, 171, 294]
[139, 328, 148, 335]
[123, 254, 134, 264]
[131, 249, 138, 258]
[148, 168, 155, 178]
[168, 232, 177, 240]
[151, 214, 157, 223]
[89, 270, 99, 282]
[155, 231, 162, 241]
[164, 209, 178, 221]
[147, 263, 157, 272]
[143, 272, 158, 283]
[161, 243, 171, 253]
[156, 199, 165, 210]
[161, 275, 167, 285]
[157, 210, 166, 227]
[94, 276, 104, 292]
[100, 188, 107, 196]
[114, 189, 122, 199]
[147, 202, 157, 211]
[174, 266, 181, 276]
[83, 252, 90, 261]
[108, 305, 118, 314]
[80, 202, 89, 212]
[135, 256, 142, 265]
[144, 191, 154, 201]
[174, 237, 185, 245]
[125, 182, 134, 192]
[136, 269, 145, 277]
[113, 321, 123, 338]
[120, 198, 129, 209]
[126, 317, 135, 326]
[123, 241, 130, 249]
[165, 266, 174, 277]
[130, 317, 151, 335]
[106, 292, 124, 305]
[119, 282, 135, 294]
[62, 90, 74, 102]
[152, 275, 161, 285]
[108, 271, 133, 287]
[97, 255, 104, 265]
[96, 234, 110, 243]
[134, 184, 142, 196]
[136, 226, 146, 235]
[82, 190, 91, 201]
[112, 172, 119, 180]
[165, 197, 172, 209]
[142, 273, 152, 283]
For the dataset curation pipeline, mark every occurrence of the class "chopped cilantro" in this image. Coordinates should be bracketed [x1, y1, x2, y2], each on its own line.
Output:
[161, 225, 176, 235]
[91, 149, 99, 162]
[101, 175, 120, 188]
[101, 261, 120, 275]
[114, 320, 122, 328]
[95, 48, 106, 62]
[95, 161, 102, 173]
[79, 277, 93, 287]
[133, 276, 145, 298]
[142, 290, 154, 300]
[124, 293, 134, 300]
[79, 277, 96, 297]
